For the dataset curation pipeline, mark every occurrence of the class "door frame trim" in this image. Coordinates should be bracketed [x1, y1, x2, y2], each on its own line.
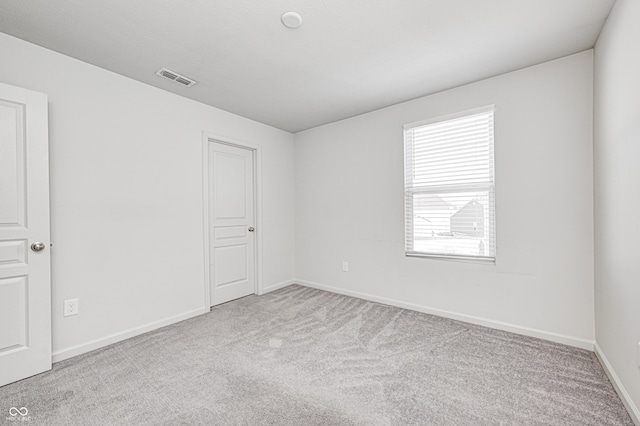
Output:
[202, 132, 263, 308]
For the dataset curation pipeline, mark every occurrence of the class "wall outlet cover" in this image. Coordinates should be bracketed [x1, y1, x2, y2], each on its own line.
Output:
[64, 298, 79, 317]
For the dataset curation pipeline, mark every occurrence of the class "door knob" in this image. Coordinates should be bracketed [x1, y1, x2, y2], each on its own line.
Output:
[248, 227, 255, 232]
[31, 242, 46, 252]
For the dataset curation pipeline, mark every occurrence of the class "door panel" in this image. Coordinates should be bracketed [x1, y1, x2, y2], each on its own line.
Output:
[214, 152, 247, 219]
[0, 277, 27, 351]
[0, 100, 25, 226]
[208, 141, 255, 306]
[214, 245, 247, 286]
[0, 83, 51, 386]
[0, 240, 27, 266]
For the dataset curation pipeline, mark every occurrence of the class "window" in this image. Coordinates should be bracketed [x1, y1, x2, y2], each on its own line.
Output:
[404, 106, 496, 262]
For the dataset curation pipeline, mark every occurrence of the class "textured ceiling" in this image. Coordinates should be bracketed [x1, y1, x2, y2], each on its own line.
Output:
[0, 0, 615, 133]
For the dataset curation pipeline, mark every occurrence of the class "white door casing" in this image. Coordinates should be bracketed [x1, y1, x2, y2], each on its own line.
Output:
[207, 140, 257, 306]
[0, 82, 51, 386]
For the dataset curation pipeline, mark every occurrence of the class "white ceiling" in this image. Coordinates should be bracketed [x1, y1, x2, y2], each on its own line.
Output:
[0, 0, 615, 133]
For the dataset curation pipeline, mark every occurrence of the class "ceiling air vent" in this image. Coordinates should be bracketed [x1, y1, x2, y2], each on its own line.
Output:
[155, 68, 197, 87]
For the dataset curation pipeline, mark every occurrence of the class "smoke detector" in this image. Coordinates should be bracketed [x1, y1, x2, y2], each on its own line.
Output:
[155, 68, 197, 87]
[281, 12, 303, 29]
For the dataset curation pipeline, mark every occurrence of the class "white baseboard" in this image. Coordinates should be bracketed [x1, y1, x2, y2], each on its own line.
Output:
[260, 279, 295, 295]
[595, 343, 640, 425]
[296, 279, 595, 351]
[52, 307, 207, 363]
[53, 279, 296, 363]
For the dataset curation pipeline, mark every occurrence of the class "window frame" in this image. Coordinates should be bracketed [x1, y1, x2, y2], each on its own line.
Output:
[403, 105, 497, 263]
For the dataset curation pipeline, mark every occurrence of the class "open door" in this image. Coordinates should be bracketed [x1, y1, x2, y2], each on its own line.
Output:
[0, 82, 51, 386]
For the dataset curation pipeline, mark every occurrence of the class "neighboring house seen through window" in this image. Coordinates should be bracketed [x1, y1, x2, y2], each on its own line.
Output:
[404, 106, 496, 261]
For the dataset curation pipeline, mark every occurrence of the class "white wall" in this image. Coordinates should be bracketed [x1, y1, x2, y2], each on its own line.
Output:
[594, 0, 640, 416]
[295, 51, 595, 348]
[0, 33, 295, 360]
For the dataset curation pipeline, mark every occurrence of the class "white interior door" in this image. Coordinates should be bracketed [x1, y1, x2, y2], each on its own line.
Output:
[209, 141, 255, 306]
[0, 83, 51, 386]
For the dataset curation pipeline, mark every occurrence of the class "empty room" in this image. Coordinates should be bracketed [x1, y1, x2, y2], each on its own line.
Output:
[0, 0, 638, 424]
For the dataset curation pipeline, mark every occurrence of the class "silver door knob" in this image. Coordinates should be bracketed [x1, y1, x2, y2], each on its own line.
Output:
[31, 242, 46, 252]
[248, 227, 255, 232]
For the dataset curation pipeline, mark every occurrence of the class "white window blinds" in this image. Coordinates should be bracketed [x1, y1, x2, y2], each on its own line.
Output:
[404, 106, 496, 261]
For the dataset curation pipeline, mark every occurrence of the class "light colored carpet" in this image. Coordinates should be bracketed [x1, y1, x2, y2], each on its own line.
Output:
[0, 285, 633, 425]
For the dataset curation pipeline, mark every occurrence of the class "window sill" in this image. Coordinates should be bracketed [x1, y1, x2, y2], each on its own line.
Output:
[405, 251, 496, 264]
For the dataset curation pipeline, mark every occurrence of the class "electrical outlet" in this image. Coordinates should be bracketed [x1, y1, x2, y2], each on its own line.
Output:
[342, 261, 349, 272]
[63, 298, 79, 317]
